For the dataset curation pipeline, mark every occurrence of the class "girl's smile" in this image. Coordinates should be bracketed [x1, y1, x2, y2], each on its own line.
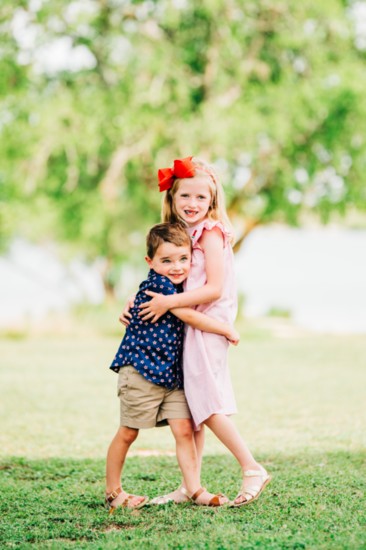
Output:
[174, 178, 212, 227]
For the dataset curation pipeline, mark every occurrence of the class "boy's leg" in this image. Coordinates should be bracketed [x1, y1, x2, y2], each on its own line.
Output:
[106, 426, 147, 507]
[167, 418, 228, 505]
[168, 419, 199, 495]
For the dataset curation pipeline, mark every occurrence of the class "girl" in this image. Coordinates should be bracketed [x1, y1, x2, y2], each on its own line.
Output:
[137, 156, 271, 507]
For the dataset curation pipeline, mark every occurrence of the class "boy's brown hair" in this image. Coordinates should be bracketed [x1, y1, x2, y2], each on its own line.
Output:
[146, 222, 191, 259]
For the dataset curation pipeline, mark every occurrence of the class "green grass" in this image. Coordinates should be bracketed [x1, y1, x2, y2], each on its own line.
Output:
[1, 453, 365, 549]
[1, 320, 366, 548]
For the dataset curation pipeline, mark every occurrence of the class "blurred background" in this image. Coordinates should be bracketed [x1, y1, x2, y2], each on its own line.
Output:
[1, 1, 366, 458]
[1, 0, 366, 333]
[1, 0, 366, 334]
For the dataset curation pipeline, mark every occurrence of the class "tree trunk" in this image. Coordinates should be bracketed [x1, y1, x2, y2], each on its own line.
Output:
[232, 219, 260, 254]
[98, 257, 117, 303]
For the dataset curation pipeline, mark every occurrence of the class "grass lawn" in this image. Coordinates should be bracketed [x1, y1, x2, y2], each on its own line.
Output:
[1, 318, 366, 548]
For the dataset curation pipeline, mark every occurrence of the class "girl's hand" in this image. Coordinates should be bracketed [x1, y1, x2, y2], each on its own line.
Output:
[226, 327, 240, 346]
[118, 294, 136, 327]
[139, 291, 173, 323]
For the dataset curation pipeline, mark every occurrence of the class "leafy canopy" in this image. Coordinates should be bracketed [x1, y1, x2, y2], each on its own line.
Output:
[1, 0, 365, 275]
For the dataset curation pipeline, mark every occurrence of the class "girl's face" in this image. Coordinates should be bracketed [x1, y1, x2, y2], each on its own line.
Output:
[174, 177, 212, 227]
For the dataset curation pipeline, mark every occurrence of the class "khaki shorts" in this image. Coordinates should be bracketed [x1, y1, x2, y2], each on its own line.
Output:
[117, 366, 191, 429]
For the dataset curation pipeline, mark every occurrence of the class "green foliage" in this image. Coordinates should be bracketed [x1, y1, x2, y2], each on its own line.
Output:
[1, 0, 366, 282]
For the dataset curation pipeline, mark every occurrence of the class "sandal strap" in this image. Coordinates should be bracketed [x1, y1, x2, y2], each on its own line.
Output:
[191, 487, 206, 501]
[121, 494, 145, 506]
[183, 486, 226, 506]
[106, 486, 122, 503]
[243, 469, 267, 478]
[237, 470, 269, 501]
[240, 487, 260, 498]
[208, 493, 224, 506]
[180, 486, 191, 498]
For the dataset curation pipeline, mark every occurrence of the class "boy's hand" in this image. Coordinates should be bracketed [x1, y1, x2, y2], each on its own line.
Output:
[139, 291, 172, 323]
[119, 294, 136, 327]
[226, 326, 240, 346]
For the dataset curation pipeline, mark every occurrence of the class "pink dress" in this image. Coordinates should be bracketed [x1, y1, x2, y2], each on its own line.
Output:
[184, 219, 238, 429]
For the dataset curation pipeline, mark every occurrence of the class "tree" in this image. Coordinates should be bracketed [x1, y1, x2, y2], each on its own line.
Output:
[1, 0, 365, 294]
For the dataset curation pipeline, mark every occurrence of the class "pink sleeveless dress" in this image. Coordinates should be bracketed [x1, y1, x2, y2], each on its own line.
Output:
[183, 219, 238, 430]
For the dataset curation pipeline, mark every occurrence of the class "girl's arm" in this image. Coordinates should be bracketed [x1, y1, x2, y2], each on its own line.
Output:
[172, 307, 239, 345]
[140, 228, 225, 322]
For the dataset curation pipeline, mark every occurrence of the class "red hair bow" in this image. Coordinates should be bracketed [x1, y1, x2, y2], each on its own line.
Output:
[158, 156, 195, 192]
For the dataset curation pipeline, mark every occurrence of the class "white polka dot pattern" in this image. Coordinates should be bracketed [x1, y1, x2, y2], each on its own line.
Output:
[109, 270, 184, 389]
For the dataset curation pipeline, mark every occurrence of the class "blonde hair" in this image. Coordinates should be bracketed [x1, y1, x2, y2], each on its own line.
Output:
[161, 157, 233, 240]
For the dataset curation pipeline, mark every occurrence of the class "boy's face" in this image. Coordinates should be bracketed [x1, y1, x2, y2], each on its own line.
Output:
[145, 242, 191, 284]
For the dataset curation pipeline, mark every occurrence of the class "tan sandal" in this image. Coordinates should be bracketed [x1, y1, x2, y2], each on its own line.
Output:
[230, 468, 271, 508]
[184, 486, 229, 507]
[105, 487, 149, 514]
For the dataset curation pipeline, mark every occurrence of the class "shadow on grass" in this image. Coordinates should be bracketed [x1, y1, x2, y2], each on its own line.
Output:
[1, 451, 365, 549]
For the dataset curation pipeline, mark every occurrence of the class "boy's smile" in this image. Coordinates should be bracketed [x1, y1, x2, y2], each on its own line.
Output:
[145, 242, 191, 285]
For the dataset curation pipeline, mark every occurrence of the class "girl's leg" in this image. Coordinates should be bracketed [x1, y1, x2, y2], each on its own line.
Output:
[204, 414, 257, 468]
[106, 426, 147, 507]
[204, 414, 268, 505]
[194, 425, 205, 474]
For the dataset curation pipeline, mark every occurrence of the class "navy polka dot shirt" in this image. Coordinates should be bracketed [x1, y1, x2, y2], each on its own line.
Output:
[110, 270, 184, 389]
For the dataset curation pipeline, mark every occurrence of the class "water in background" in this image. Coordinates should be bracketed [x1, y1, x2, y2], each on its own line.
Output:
[1, 226, 365, 333]
[235, 225, 366, 333]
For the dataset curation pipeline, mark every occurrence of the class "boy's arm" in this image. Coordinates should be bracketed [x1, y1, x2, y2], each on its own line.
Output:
[171, 307, 239, 345]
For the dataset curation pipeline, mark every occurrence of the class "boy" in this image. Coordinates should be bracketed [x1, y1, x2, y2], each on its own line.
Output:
[105, 223, 239, 512]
